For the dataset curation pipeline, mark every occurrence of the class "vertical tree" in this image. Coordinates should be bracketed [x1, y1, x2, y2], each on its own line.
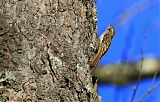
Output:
[0, 0, 100, 101]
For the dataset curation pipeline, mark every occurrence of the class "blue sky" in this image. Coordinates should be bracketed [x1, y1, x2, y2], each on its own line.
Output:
[95, 0, 160, 102]
[96, 0, 160, 64]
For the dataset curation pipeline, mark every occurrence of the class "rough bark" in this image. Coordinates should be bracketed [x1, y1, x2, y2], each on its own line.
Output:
[0, 0, 100, 102]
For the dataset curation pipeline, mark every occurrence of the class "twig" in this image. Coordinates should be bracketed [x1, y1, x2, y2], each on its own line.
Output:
[151, 71, 158, 86]
[129, 55, 143, 102]
[129, 33, 147, 102]
[138, 81, 160, 102]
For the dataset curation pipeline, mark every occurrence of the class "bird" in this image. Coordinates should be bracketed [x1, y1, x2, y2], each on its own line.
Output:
[91, 24, 115, 73]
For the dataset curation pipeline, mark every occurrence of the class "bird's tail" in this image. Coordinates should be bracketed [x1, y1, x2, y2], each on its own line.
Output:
[90, 45, 103, 72]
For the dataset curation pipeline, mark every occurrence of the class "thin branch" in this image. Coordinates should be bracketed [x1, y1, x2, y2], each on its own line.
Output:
[152, 71, 158, 85]
[129, 46, 144, 102]
[137, 68, 159, 102]
[93, 58, 160, 84]
[138, 81, 160, 102]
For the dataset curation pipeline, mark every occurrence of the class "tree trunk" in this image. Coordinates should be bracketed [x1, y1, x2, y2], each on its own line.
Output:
[0, 0, 100, 102]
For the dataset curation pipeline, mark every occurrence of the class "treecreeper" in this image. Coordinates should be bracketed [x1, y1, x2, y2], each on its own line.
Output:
[91, 24, 115, 73]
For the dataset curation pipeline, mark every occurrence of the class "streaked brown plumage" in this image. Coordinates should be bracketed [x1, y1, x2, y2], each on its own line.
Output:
[91, 24, 115, 72]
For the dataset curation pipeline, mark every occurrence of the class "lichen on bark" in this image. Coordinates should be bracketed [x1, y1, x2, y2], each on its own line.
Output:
[0, 0, 100, 102]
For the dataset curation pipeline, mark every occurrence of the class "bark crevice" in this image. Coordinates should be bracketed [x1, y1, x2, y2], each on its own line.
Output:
[0, 0, 101, 101]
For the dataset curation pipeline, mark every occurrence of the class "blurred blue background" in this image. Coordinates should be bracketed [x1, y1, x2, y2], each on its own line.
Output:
[94, 0, 160, 102]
